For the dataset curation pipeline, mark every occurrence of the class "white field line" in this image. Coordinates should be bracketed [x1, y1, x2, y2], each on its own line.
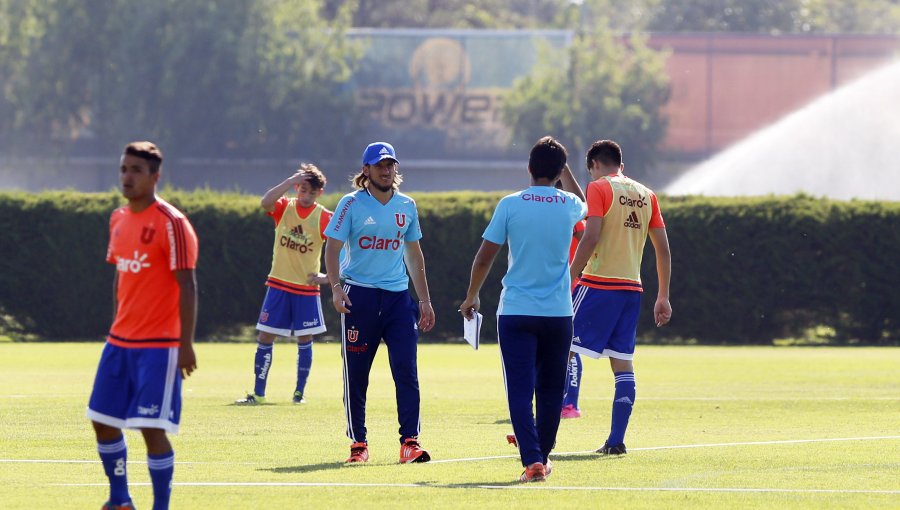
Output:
[0, 393, 900, 402]
[2, 394, 899, 401]
[429, 435, 900, 464]
[5, 435, 899, 466]
[51, 482, 900, 494]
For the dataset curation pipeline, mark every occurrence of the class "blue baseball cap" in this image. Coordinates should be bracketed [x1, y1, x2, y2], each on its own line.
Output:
[362, 142, 398, 165]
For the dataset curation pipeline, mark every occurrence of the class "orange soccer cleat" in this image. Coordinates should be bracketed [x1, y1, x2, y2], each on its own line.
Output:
[399, 437, 431, 464]
[345, 442, 369, 463]
[518, 462, 547, 482]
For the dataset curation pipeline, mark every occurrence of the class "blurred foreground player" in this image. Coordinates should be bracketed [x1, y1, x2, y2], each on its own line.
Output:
[87, 142, 198, 510]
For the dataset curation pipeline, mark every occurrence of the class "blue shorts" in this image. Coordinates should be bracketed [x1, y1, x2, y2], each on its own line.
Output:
[257, 287, 327, 337]
[570, 286, 641, 360]
[86, 343, 182, 433]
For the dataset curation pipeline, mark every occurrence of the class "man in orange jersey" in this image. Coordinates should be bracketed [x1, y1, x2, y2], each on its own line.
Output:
[235, 164, 333, 406]
[569, 139, 672, 456]
[87, 141, 198, 510]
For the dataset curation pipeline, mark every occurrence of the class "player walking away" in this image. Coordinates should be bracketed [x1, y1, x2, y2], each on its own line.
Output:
[235, 165, 333, 406]
[569, 139, 672, 456]
[323, 142, 436, 464]
[460, 137, 586, 482]
[87, 142, 198, 510]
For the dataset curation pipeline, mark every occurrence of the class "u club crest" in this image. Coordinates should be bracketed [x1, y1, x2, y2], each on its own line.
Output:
[347, 328, 359, 343]
[394, 213, 407, 228]
[140, 226, 156, 244]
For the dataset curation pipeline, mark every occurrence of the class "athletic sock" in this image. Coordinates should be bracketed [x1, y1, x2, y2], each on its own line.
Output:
[607, 371, 636, 446]
[147, 451, 175, 510]
[254, 343, 274, 397]
[562, 353, 583, 408]
[296, 342, 313, 394]
[97, 436, 131, 505]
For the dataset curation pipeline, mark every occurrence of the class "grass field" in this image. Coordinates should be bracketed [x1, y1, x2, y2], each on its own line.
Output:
[1, 342, 898, 509]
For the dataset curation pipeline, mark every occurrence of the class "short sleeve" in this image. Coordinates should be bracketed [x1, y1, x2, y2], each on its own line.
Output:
[324, 195, 355, 242]
[571, 193, 587, 223]
[267, 197, 290, 226]
[106, 211, 117, 264]
[482, 198, 509, 246]
[168, 216, 199, 271]
[573, 219, 586, 235]
[319, 208, 334, 239]
[404, 203, 423, 242]
[586, 180, 613, 218]
[649, 192, 665, 228]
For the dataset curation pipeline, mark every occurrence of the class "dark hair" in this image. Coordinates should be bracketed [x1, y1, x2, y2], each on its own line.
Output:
[528, 136, 567, 181]
[586, 139, 623, 169]
[123, 141, 163, 174]
[299, 163, 326, 190]
[351, 163, 404, 190]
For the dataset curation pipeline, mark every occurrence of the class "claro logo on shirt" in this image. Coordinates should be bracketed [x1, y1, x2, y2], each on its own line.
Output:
[116, 251, 151, 273]
[359, 233, 403, 251]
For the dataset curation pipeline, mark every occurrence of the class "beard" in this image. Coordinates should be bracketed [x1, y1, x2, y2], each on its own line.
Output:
[369, 179, 393, 193]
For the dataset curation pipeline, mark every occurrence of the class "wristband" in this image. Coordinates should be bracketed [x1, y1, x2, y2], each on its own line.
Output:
[418, 300, 431, 304]
[332, 282, 342, 288]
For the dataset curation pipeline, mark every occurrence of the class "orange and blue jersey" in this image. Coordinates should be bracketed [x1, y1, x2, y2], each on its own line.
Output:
[578, 173, 664, 292]
[106, 199, 198, 348]
[265, 197, 333, 296]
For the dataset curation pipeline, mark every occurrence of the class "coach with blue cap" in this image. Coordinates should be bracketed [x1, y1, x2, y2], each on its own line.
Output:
[323, 142, 435, 464]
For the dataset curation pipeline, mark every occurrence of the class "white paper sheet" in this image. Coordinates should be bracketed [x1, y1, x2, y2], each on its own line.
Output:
[463, 312, 482, 350]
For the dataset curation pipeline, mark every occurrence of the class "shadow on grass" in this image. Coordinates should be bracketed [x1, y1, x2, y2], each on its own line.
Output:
[259, 465, 526, 486]
[263, 461, 347, 474]
[550, 452, 626, 463]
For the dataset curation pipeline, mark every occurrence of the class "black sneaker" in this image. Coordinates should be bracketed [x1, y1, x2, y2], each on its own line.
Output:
[234, 393, 265, 405]
[596, 442, 627, 455]
[292, 391, 306, 404]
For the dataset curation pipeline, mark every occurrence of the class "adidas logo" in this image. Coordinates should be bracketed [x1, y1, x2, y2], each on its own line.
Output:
[624, 211, 641, 229]
[364, 216, 376, 225]
[615, 396, 633, 404]
[379, 147, 390, 155]
[290, 225, 304, 236]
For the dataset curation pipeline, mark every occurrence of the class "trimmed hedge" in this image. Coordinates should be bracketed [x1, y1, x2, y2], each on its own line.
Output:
[0, 190, 897, 345]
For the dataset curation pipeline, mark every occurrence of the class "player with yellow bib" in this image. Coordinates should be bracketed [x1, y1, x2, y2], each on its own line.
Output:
[235, 164, 333, 406]
[569, 140, 672, 456]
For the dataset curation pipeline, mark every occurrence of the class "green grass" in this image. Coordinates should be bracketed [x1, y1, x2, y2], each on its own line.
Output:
[1, 343, 898, 509]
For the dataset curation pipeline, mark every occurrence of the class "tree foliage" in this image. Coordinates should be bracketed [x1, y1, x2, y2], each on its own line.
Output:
[641, 0, 900, 34]
[502, 23, 670, 179]
[0, 0, 361, 159]
[327, 0, 900, 34]
[325, 0, 571, 29]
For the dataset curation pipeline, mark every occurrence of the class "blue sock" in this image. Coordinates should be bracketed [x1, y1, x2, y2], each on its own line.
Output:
[562, 353, 583, 408]
[254, 343, 274, 397]
[97, 436, 131, 505]
[607, 371, 636, 446]
[147, 451, 175, 510]
[296, 342, 313, 394]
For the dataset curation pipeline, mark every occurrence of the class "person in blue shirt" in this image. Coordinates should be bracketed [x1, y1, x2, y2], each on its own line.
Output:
[323, 142, 436, 465]
[459, 136, 586, 482]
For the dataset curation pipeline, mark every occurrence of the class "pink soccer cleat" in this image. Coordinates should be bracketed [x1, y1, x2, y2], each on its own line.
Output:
[560, 404, 581, 419]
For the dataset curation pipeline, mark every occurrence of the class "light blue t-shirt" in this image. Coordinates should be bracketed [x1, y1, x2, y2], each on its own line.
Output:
[483, 186, 587, 316]
[324, 189, 422, 292]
